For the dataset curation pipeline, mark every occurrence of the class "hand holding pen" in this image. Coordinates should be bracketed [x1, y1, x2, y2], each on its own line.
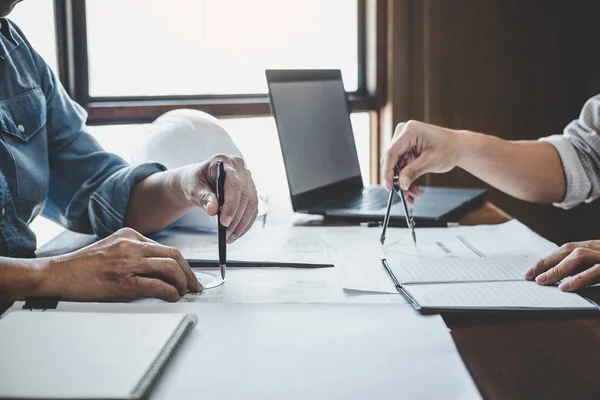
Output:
[177, 155, 259, 243]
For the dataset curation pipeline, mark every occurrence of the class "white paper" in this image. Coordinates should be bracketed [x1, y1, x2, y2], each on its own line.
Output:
[388, 255, 535, 284]
[46, 303, 482, 400]
[324, 227, 398, 293]
[385, 221, 557, 284]
[0, 312, 195, 399]
[405, 281, 597, 310]
[181, 267, 401, 304]
[326, 221, 559, 292]
[153, 226, 333, 265]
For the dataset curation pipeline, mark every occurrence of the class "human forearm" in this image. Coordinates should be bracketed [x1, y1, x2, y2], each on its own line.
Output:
[457, 131, 566, 203]
[125, 168, 192, 235]
[2, 229, 202, 304]
[382, 121, 567, 205]
[0, 258, 48, 302]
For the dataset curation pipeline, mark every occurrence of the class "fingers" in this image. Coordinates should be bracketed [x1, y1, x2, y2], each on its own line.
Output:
[109, 229, 201, 293]
[397, 157, 430, 191]
[206, 155, 258, 241]
[234, 207, 259, 241]
[526, 242, 584, 280]
[132, 276, 181, 302]
[525, 241, 600, 291]
[226, 191, 259, 243]
[405, 184, 422, 205]
[408, 184, 422, 199]
[381, 123, 411, 190]
[382, 121, 433, 191]
[534, 247, 600, 286]
[140, 257, 188, 295]
[142, 243, 202, 293]
[559, 264, 600, 292]
[199, 191, 219, 217]
[225, 193, 248, 242]
[220, 165, 243, 227]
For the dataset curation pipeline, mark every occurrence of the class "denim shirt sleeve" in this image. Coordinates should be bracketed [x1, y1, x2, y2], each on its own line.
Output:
[33, 56, 165, 237]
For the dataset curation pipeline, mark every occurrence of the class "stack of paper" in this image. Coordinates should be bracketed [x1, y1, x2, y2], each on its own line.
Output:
[325, 221, 598, 312]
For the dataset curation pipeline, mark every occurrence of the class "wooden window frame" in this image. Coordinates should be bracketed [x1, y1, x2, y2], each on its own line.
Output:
[54, 0, 387, 180]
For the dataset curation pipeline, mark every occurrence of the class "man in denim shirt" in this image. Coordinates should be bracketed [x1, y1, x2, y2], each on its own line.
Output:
[0, 1, 258, 303]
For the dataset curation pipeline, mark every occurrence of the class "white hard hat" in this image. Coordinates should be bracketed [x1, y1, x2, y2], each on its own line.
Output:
[132, 109, 244, 231]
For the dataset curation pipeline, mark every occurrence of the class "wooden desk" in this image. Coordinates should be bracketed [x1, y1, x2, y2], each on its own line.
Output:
[273, 197, 600, 399]
[448, 202, 600, 400]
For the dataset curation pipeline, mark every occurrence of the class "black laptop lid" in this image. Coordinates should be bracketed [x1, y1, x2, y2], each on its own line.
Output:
[266, 70, 363, 210]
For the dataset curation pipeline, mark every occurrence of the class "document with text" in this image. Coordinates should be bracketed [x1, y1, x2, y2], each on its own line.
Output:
[325, 221, 598, 311]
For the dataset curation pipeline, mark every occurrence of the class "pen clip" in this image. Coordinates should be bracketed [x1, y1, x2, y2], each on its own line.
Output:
[216, 161, 225, 209]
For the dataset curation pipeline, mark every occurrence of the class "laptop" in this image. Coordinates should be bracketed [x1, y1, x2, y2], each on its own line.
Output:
[265, 69, 486, 227]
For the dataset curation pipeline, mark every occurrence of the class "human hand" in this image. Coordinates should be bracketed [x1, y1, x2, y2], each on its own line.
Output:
[525, 241, 600, 291]
[41, 228, 202, 302]
[177, 154, 258, 243]
[381, 120, 464, 204]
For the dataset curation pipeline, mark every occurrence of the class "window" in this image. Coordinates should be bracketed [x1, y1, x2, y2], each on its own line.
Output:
[86, 113, 371, 196]
[69, 0, 380, 189]
[85, 0, 359, 97]
[59, 0, 379, 123]
[27, 0, 385, 244]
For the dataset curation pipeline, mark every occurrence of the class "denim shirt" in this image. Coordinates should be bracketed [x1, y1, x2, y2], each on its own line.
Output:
[0, 18, 165, 257]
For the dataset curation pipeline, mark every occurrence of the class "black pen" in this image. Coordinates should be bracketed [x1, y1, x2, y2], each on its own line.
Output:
[216, 161, 226, 280]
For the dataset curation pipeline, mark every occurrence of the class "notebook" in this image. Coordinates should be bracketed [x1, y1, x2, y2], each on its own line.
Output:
[382, 259, 599, 313]
[324, 220, 600, 313]
[0, 311, 198, 399]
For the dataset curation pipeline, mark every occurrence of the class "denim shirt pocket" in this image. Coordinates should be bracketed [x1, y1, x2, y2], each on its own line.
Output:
[0, 88, 49, 204]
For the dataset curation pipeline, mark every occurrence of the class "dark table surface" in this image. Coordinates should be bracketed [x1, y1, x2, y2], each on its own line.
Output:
[448, 202, 600, 400]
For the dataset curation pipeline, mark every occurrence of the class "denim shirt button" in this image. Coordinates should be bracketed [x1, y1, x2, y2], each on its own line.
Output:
[17, 124, 25, 133]
[1, 207, 5, 217]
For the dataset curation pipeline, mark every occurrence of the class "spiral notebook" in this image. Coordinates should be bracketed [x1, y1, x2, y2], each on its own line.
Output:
[0, 311, 197, 399]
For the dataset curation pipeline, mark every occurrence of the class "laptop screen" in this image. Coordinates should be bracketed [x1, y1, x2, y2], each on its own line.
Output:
[267, 72, 362, 196]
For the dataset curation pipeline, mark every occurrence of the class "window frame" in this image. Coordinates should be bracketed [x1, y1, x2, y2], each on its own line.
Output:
[53, 0, 387, 181]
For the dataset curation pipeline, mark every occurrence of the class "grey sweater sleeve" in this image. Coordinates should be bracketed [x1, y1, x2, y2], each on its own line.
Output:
[539, 94, 600, 209]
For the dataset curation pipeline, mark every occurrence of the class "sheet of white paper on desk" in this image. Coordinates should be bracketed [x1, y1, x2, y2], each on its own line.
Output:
[325, 221, 559, 292]
[405, 281, 596, 310]
[181, 267, 402, 304]
[159, 304, 482, 400]
[48, 303, 481, 400]
[384, 220, 557, 260]
[323, 227, 398, 293]
[385, 220, 558, 284]
[153, 226, 333, 265]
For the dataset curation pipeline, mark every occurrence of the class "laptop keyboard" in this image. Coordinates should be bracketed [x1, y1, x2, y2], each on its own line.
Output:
[326, 188, 399, 210]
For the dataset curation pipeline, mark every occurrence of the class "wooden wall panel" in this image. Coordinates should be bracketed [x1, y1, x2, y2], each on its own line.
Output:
[389, 0, 600, 244]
